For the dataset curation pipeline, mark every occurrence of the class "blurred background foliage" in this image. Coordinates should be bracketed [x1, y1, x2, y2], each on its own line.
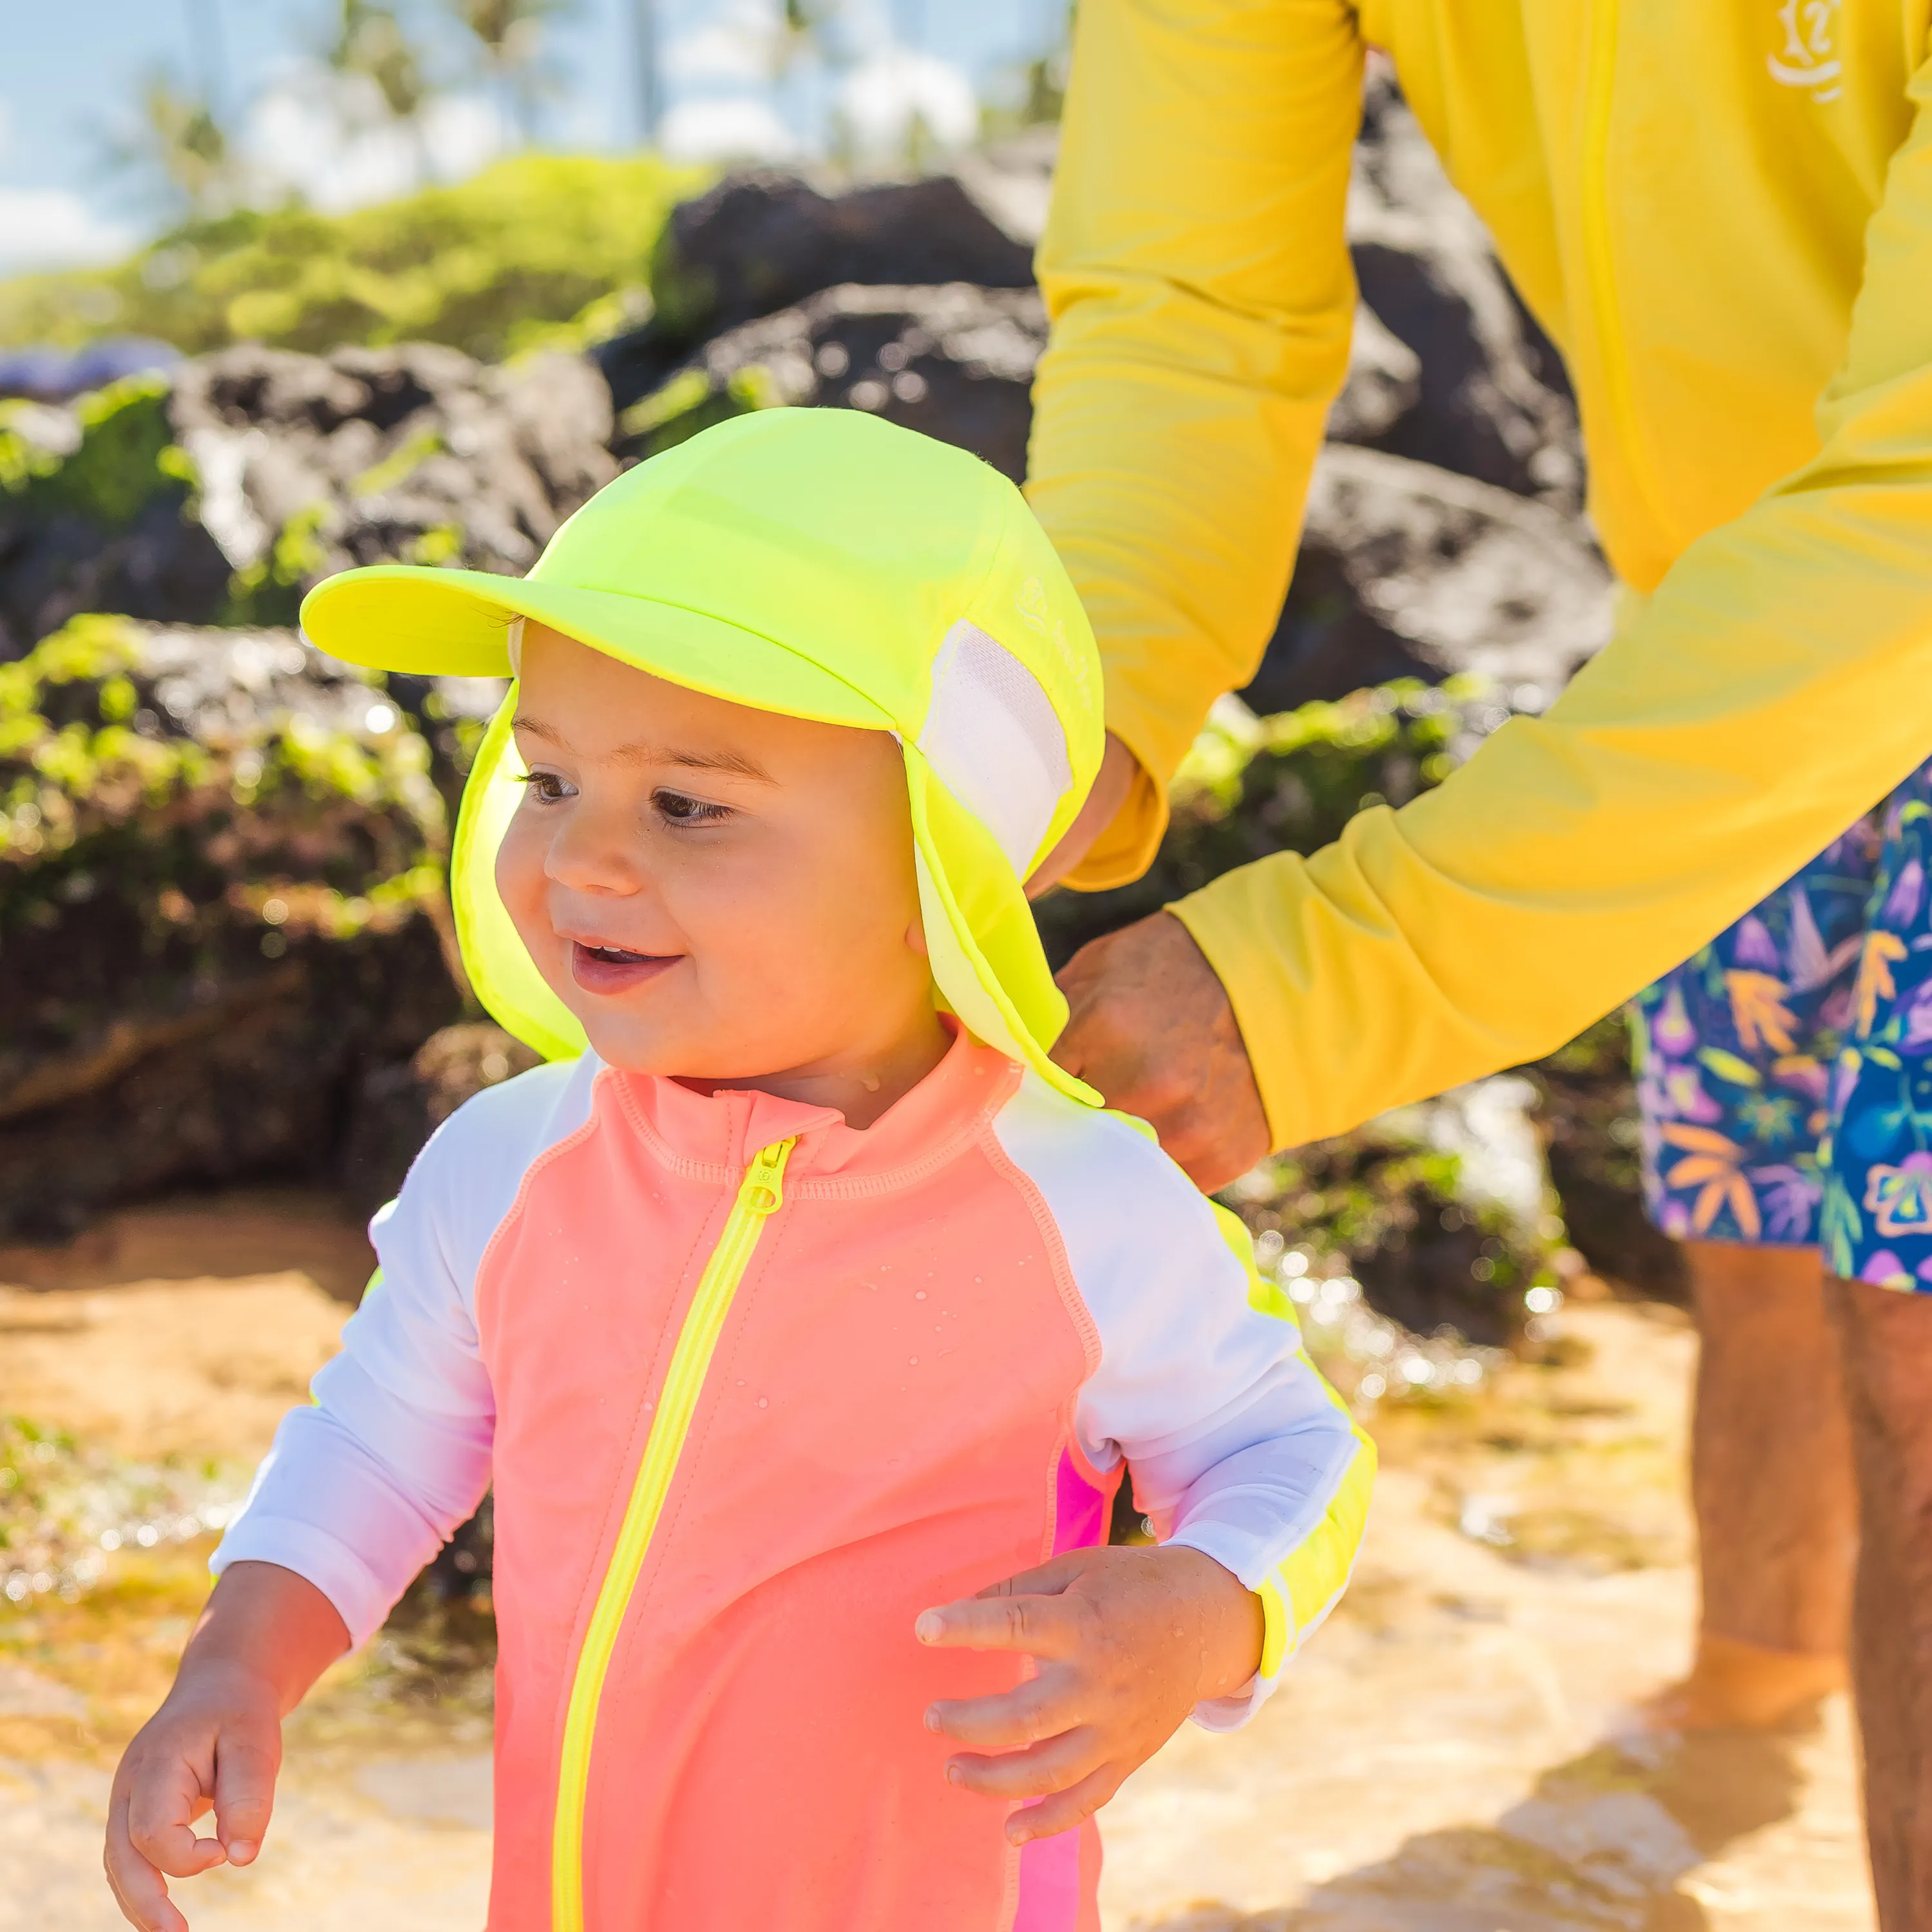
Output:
[0, 154, 705, 361]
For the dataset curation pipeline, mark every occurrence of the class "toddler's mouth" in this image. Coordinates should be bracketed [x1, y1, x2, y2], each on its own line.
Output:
[570, 940, 677, 996]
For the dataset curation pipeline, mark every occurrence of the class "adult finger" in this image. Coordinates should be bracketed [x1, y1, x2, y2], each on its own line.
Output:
[926, 1669, 1078, 1749]
[914, 1592, 1083, 1659]
[1050, 913, 1271, 1192]
[212, 1729, 279, 1865]
[1025, 734, 1141, 900]
[125, 1752, 228, 1880]
[1004, 1764, 1124, 1846]
[970, 1550, 1094, 1602]
[943, 1725, 1106, 1801]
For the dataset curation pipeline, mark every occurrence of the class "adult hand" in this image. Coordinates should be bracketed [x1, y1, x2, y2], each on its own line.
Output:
[1027, 733, 1142, 899]
[1052, 911, 1272, 1191]
[916, 1544, 1262, 1844]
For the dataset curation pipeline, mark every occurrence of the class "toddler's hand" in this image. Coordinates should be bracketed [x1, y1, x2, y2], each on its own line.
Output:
[915, 1543, 1263, 1844]
[104, 1662, 283, 1932]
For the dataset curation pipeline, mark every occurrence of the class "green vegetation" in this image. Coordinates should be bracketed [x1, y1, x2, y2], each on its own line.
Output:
[0, 152, 707, 361]
[1035, 678, 1501, 967]
[0, 374, 186, 524]
[0, 613, 446, 954]
[0, 1413, 232, 1605]
[1223, 1132, 1557, 1357]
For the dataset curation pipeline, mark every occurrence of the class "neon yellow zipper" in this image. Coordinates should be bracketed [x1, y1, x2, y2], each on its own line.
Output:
[551, 1135, 797, 1932]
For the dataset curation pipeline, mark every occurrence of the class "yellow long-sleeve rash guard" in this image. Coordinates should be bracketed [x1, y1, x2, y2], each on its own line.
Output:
[1027, 0, 1932, 1151]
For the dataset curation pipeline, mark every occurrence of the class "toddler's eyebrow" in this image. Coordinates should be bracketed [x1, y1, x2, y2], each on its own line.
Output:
[513, 714, 773, 782]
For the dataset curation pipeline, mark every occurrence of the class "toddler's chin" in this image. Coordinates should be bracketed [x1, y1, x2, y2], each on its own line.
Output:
[574, 1012, 687, 1076]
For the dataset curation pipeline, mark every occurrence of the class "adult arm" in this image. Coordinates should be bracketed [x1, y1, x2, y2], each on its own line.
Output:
[1177, 41, 1932, 1148]
[1027, 0, 1367, 889]
[1041, 17, 1932, 1153]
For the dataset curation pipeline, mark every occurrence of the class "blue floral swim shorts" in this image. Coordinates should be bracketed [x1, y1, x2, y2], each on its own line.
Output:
[1631, 761, 1932, 1289]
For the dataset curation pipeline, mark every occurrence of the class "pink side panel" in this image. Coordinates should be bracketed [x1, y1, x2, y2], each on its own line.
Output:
[1015, 1828, 1081, 1932]
[1052, 1443, 1113, 1558]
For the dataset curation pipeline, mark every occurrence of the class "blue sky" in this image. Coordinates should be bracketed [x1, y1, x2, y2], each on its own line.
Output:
[1, 0, 1063, 272]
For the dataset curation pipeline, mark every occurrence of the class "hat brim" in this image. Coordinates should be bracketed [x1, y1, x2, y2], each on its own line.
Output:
[300, 565, 893, 733]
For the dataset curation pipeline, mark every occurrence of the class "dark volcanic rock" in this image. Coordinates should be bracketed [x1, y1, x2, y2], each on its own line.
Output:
[1, 346, 616, 659]
[1033, 680, 1511, 971]
[0, 616, 462, 1238]
[1328, 305, 1424, 448]
[624, 282, 1048, 483]
[1245, 444, 1613, 714]
[596, 169, 1038, 413]
[338, 1021, 543, 1218]
[0, 379, 231, 663]
[169, 343, 616, 621]
[1525, 1017, 1690, 1304]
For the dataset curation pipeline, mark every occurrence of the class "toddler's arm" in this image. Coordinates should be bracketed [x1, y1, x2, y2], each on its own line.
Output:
[920, 1098, 1374, 1840]
[103, 1066, 564, 1926]
[105, 1562, 347, 1932]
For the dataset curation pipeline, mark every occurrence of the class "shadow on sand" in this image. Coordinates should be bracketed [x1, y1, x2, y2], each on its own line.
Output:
[1137, 1718, 1818, 1932]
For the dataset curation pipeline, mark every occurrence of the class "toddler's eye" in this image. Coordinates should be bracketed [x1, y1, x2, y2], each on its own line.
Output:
[517, 769, 575, 804]
[654, 788, 732, 826]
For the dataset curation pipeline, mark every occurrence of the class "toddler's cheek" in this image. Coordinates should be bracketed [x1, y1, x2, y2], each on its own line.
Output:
[495, 822, 564, 982]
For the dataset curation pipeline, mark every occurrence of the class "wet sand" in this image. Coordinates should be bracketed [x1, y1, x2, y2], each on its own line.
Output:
[0, 1195, 1873, 1931]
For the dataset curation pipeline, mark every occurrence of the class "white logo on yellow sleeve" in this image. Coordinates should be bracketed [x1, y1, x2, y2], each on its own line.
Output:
[1768, 0, 1844, 102]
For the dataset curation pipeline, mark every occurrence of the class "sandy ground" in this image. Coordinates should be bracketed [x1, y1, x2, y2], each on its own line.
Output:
[0, 1195, 1875, 1932]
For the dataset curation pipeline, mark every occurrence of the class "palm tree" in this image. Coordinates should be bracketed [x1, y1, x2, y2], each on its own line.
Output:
[104, 73, 236, 220]
[180, 0, 232, 124]
[319, 0, 435, 183]
[629, 0, 661, 146]
[446, 0, 573, 144]
[324, 1, 435, 129]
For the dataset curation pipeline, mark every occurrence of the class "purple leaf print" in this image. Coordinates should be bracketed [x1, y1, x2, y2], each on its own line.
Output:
[1902, 981, 1932, 1055]
[1830, 1050, 1863, 1115]
[1748, 1164, 1820, 1241]
[1786, 887, 1831, 990]
[1660, 1063, 1724, 1124]
[1732, 914, 1781, 971]
[1883, 859, 1926, 932]
[1652, 985, 1697, 1057]
[1772, 1056, 1830, 1101]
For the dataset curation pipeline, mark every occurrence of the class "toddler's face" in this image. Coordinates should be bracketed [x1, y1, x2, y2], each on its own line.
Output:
[497, 623, 936, 1088]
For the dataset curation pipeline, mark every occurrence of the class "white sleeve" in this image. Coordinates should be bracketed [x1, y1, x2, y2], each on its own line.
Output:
[992, 1076, 1376, 1728]
[211, 1057, 596, 1647]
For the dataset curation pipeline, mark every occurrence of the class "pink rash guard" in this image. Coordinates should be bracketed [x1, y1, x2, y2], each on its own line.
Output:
[216, 1028, 1372, 1929]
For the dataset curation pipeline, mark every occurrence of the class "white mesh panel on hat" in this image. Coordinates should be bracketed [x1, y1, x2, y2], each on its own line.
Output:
[915, 620, 1072, 875]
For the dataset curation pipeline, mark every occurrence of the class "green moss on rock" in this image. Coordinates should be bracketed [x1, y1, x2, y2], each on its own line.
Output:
[0, 616, 460, 1238]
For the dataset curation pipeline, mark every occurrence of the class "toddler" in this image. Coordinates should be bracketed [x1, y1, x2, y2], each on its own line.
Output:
[106, 409, 1372, 1932]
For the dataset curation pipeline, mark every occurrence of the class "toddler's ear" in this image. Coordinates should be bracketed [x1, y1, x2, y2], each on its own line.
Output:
[905, 916, 929, 959]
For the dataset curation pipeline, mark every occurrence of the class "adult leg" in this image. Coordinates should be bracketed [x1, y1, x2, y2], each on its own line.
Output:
[1827, 1278, 1932, 1931]
[1645, 1240, 1855, 1728]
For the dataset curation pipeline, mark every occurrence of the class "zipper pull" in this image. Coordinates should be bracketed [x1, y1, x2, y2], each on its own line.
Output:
[742, 1137, 796, 1217]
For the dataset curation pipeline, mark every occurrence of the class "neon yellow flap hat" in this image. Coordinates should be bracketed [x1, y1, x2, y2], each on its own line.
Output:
[299, 407, 1104, 1104]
